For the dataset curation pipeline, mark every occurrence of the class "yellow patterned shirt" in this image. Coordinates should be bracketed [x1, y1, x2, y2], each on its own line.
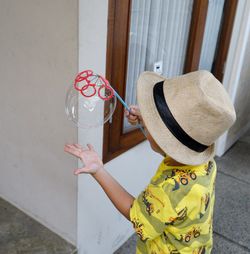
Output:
[129, 155, 216, 254]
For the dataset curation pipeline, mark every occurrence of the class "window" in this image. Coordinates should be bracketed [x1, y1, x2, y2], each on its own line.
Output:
[103, 0, 237, 163]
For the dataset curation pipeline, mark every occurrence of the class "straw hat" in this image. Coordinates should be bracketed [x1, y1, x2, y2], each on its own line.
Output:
[137, 70, 236, 165]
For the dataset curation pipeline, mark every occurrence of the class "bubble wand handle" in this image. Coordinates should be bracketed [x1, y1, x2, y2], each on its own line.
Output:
[112, 89, 147, 137]
[112, 90, 130, 111]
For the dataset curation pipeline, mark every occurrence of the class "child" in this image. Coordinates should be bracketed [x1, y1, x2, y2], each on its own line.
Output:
[64, 70, 236, 254]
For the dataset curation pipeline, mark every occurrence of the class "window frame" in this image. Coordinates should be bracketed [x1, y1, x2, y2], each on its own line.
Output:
[103, 0, 145, 163]
[103, 0, 237, 163]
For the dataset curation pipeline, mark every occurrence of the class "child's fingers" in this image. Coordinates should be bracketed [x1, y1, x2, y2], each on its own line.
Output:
[128, 120, 138, 125]
[124, 105, 142, 126]
[74, 167, 89, 175]
[125, 110, 136, 121]
[64, 144, 73, 150]
[129, 105, 140, 115]
[71, 144, 83, 152]
[129, 105, 139, 110]
[124, 109, 129, 116]
[65, 144, 79, 150]
[126, 115, 139, 125]
[65, 143, 72, 148]
[70, 143, 91, 152]
[73, 144, 82, 149]
[124, 105, 140, 116]
[124, 109, 139, 120]
[87, 143, 94, 151]
[64, 145, 82, 158]
[128, 115, 138, 121]
[64, 145, 77, 155]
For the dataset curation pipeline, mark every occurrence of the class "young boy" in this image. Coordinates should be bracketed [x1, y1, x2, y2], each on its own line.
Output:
[64, 70, 236, 253]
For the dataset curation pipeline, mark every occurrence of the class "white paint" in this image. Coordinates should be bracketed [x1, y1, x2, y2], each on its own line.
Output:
[0, 0, 78, 244]
[77, 1, 162, 253]
[215, 0, 250, 156]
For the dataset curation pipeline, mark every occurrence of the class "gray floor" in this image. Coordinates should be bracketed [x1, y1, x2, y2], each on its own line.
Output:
[115, 129, 250, 254]
[0, 198, 77, 254]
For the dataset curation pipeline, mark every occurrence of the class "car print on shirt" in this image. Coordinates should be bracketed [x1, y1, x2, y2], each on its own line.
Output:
[142, 194, 154, 215]
[204, 161, 213, 175]
[166, 245, 180, 254]
[170, 250, 180, 254]
[131, 218, 149, 242]
[192, 246, 206, 254]
[165, 207, 188, 226]
[165, 169, 197, 191]
[176, 226, 201, 243]
[199, 193, 210, 218]
[142, 187, 165, 215]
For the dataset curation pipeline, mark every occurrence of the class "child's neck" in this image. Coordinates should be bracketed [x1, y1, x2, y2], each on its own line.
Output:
[167, 156, 187, 166]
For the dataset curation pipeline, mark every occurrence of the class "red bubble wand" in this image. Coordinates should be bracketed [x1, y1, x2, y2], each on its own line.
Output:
[73, 70, 146, 136]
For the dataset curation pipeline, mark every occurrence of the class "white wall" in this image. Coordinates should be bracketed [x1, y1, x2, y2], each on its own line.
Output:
[77, 0, 162, 253]
[77, 1, 250, 251]
[77, 0, 250, 252]
[216, 0, 250, 156]
[0, 0, 78, 244]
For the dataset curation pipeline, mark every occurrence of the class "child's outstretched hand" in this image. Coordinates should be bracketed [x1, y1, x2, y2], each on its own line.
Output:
[64, 143, 104, 175]
[124, 105, 143, 126]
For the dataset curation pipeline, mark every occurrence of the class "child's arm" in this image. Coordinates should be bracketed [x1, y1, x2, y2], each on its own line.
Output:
[64, 143, 135, 221]
[92, 167, 135, 220]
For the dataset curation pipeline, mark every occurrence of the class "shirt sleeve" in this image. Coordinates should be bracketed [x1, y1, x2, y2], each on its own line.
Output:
[129, 182, 178, 242]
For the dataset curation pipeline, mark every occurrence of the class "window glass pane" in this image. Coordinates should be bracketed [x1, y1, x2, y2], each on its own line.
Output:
[123, 0, 194, 133]
[199, 0, 225, 71]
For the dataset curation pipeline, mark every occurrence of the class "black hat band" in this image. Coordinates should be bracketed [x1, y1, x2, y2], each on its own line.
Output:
[153, 81, 209, 153]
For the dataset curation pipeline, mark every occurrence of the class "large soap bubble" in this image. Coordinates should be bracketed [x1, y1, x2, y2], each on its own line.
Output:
[65, 70, 117, 129]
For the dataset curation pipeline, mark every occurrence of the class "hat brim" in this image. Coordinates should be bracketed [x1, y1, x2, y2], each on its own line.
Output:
[137, 71, 215, 165]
